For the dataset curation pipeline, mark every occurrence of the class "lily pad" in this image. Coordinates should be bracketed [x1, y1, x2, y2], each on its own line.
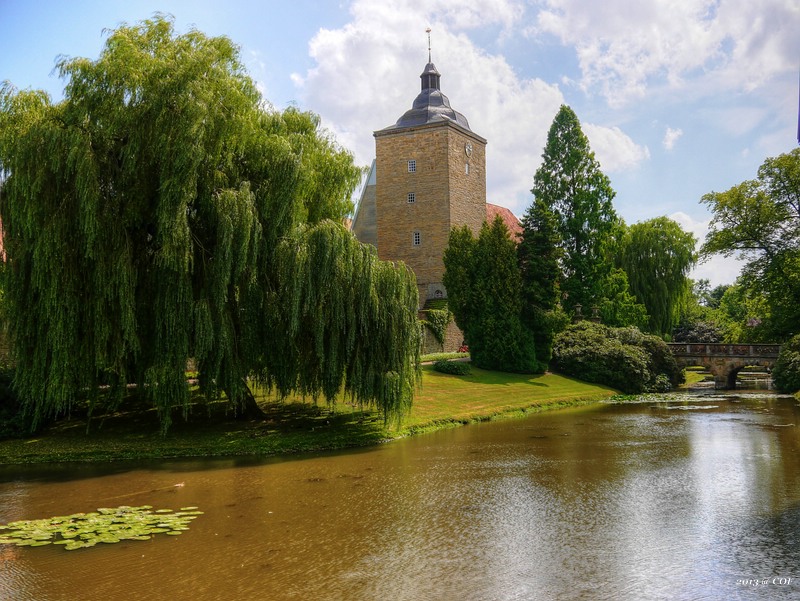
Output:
[0, 505, 203, 551]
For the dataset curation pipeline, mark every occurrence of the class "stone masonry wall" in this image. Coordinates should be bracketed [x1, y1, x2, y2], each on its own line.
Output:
[350, 182, 377, 248]
[420, 320, 466, 354]
[374, 120, 486, 306]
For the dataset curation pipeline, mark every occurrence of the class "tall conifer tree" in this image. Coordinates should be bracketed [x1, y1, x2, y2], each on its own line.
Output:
[443, 217, 535, 373]
[532, 105, 621, 314]
[517, 198, 563, 371]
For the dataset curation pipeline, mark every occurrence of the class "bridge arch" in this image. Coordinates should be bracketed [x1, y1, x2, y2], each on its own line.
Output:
[667, 343, 781, 389]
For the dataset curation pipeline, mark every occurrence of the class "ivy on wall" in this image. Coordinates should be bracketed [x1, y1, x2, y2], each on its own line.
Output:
[421, 308, 452, 345]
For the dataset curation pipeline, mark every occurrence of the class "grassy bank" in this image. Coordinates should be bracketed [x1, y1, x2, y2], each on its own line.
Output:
[0, 365, 615, 465]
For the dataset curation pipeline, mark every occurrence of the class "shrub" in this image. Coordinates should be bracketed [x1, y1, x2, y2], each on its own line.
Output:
[551, 321, 682, 393]
[671, 321, 724, 343]
[552, 323, 649, 393]
[612, 326, 684, 388]
[424, 298, 449, 311]
[773, 334, 800, 393]
[650, 374, 672, 393]
[433, 360, 471, 376]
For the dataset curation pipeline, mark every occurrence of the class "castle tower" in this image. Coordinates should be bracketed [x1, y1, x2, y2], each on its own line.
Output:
[372, 52, 487, 305]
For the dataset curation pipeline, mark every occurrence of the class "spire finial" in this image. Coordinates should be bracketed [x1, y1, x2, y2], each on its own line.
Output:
[426, 27, 432, 63]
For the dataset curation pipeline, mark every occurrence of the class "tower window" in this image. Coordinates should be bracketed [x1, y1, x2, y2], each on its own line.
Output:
[413, 230, 421, 246]
[407, 192, 416, 203]
[408, 160, 416, 173]
[465, 162, 470, 175]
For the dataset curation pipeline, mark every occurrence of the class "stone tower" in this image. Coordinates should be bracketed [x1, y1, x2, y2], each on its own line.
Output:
[372, 56, 487, 305]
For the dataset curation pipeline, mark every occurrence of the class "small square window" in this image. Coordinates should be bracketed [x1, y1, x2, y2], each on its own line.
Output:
[407, 192, 416, 203]
[413, 231, 421, 246]
[408, 160, 416, 173]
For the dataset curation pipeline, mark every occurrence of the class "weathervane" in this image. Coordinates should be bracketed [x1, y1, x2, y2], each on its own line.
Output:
[426, 27, 432, 63]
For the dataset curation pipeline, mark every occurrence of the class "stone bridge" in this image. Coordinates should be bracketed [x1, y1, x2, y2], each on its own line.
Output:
[667, 343, 781, 389]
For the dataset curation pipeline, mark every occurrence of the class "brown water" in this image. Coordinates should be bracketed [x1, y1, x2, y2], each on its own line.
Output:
[1, 392, 799, 601]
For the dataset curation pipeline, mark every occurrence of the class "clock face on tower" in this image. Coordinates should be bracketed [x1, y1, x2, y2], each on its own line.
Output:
[464, 142, 473, 157]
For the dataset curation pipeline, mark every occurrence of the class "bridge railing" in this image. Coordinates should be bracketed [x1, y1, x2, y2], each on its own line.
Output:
[667, 343, 781, 357]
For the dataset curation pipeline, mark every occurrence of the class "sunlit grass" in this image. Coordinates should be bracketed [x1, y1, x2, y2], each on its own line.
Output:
[419, 352, 469, 362]
[681, 366, 710, 387]
[0, 366, 616, 465]
[405, 365, 615, 429]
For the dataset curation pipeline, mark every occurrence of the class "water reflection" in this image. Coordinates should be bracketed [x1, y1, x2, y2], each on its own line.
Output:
[1, 392, 799, 600]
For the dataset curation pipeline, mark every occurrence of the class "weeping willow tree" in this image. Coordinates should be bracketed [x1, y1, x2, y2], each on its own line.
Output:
[617, 217, 697, 336]
[0, 15, 420, 432]
[267, 222, 420, 421]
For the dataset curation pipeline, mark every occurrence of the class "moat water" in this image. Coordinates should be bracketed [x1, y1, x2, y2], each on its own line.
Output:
[1, 390, 799, 600]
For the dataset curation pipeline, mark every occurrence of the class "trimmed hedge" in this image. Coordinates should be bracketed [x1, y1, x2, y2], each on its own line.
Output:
[433, 360, 471, 376]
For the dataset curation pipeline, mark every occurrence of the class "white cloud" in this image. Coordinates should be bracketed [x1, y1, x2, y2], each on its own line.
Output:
[291, 0, 777, 219]
[532, 0, 800, 107]
[663, 127, 683, 150]
[294, 0, 565, 216]
[670, 211, 744, 286]
[419, 0, 525, 30]
[583, 124, 650, 172]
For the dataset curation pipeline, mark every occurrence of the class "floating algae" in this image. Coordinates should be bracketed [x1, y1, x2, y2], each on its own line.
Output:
[0, 505, 203, 551]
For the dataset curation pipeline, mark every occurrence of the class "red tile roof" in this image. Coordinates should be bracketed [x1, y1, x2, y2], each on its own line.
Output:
[486, 203, 522, 241]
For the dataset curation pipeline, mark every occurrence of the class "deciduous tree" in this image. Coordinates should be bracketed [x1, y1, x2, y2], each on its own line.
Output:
[0, 16, 419, 432]
[701, 148, 800, 341]
[617, 217, 696, 335]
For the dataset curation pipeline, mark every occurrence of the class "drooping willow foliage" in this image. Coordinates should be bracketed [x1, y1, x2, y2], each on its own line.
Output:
[617, 217, 697, 336]
[267, 222, 420, 423]
[0, 16, 420, 432]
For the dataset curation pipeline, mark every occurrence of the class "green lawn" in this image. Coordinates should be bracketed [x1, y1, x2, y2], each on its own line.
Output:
[0, 365, 615, 465]
[405, 365, 615, 429]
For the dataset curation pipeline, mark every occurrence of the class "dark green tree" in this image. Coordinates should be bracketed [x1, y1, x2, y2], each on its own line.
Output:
[669, 279, 729, 342]
[441, 225, 475, 341]
[701, 148, 800, 341]
[532, 105, 621, 314]
[618, 217, 697, 335]
[772, 334, 800, 393]
[517, 197, 564, 371]
[443, 217, 536, 373]
[0, 16, 420, 432]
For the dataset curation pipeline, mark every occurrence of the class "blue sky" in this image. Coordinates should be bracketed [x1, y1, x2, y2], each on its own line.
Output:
[2, 0, 799, 285]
